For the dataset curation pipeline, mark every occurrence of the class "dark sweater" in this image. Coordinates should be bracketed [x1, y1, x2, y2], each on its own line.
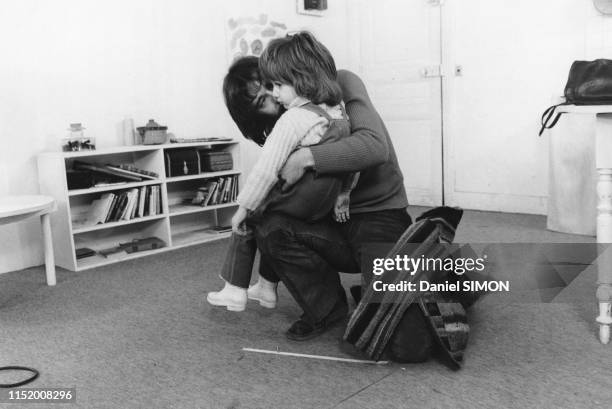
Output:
[309, 70, 409, 214]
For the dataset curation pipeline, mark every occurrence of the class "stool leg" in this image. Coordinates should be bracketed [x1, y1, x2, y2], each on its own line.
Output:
[40, 213, 56, 286]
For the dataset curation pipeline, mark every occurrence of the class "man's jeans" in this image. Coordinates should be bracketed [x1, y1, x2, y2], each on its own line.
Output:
[254, 209, 412, 323]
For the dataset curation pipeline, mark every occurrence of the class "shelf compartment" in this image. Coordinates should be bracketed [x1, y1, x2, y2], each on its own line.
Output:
[73, 218, 170, 269]
[65, 149, 163, 192]
[69, 185, 164, 231]
[169, 211, 232, 248]
[75, 246, 172, 271]
[166, 176, 238, 212]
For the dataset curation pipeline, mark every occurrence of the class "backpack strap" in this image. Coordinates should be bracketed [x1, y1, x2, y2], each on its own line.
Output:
[538, 103, 567, 136]
[298, 102, 338, 122]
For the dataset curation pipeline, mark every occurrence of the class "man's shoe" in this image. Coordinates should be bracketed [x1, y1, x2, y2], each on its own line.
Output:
[286, 302, 348, 341]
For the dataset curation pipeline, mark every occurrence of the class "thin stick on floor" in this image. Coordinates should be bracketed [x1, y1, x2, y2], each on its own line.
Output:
[242, 348, 389, 365]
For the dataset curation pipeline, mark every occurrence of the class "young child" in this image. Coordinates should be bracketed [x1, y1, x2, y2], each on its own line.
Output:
[207, 32, 358, 311]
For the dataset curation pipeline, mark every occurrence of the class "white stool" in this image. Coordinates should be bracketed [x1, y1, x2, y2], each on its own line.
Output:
[0, 195, 57, 286]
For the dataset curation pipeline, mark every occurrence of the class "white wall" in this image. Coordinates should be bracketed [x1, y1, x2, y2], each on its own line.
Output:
[221, 0, 352, 192]
[443, 0, 612, 214]
[0, 0, 350, 274]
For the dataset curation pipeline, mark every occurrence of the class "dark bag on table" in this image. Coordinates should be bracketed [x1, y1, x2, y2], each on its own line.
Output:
[539, 59, 612, 136]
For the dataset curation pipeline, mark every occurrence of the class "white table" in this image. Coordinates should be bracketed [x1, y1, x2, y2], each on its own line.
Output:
[0, 195, 57, 286]
[557, 105, 612, 343]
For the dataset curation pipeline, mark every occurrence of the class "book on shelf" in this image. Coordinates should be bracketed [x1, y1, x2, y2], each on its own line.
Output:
[148, 185, 161, 216]
[119, 188, 139, 221]
[193, 176, 238, 207]
[232, 175, 239, 202]
[223, 176, 233, 203]
[202, 180, 218, 207]
[105, 164, 158, 180]
[108, 192, 128, 222]
[203, 225, 232, 234]
[137, 186, 147, 217]
[130, 189, 139, 219]
[171, 137, 233, 143]
[210, 179, 222, 205]
[84, 193, 115, 225]
[93, 181, 128, 188]
[218, 177, 227, 204]
[148, 186, 155, 216]
[104, 194, 119, 223]
[215, 178, 227, 205]
[156, 185, 161, 215]
[73, 161, 142, 182]
[143, 186, 151, 216]
[75, 247, 96, 259]
[118, 164, 158, 178]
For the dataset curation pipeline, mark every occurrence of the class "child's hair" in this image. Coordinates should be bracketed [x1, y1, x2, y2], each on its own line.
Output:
[259, 31, 342, 106]
[222, 56, 278, 146]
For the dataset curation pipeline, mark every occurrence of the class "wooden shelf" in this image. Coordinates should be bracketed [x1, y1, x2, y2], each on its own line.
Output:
[38, 142, 241, 271]
[171, 228, 232, 248]
[72, 214, 166, 234]
[163, 140, 238, 149]
[75, 247, 171, 271]
[168, 202, 238, 216]
[165, 170, 240, 183]
[68, 179, 161, 196]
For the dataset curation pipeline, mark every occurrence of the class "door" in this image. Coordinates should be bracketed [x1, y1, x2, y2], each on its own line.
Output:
[353, 0, 443, 206]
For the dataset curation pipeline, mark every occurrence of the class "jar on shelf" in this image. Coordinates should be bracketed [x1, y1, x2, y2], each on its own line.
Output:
[62, 123, 96, 152]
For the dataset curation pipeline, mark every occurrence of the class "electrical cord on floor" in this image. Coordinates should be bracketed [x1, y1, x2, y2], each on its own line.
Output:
[0, 366, 39, 388]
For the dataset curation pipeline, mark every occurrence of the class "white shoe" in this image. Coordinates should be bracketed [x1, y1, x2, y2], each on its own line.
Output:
[207, 282, 247, 312]
[247, 278, 278, 309]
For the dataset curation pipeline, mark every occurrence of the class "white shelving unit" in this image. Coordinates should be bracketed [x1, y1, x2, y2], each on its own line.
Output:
[37, 141, 240, 271]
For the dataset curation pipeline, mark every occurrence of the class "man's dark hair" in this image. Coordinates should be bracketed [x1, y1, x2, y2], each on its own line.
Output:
[259, 31, 342, 106]
[222, 56, 277, 146]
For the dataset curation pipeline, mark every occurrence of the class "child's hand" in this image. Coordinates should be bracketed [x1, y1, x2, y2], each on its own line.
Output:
[231, 207, 248, 235]
[333, 192, 351, 223]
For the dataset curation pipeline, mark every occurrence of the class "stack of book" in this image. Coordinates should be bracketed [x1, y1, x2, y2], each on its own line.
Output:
[83, 186, 162, 225]
[192, 175, 238, 207]
[72, 161, 158, 187]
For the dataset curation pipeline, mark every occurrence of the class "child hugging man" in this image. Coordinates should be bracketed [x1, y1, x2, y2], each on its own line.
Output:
[207, 32, 358, 312]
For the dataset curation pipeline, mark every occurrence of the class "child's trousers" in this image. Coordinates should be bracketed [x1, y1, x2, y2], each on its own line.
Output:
[220, 228, 279, 288]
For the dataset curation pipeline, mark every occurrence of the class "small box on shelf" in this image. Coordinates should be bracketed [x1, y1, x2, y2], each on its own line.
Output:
[198, 150, 233, 172]
[164, 149, 200, 177]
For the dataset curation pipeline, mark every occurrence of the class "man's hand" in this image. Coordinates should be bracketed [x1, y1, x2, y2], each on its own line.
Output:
[231, 206, 248, 235]
[279, 148, 315, 190]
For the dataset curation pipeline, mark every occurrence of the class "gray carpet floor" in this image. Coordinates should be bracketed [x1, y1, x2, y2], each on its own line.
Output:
[1, 207, 612, 409]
